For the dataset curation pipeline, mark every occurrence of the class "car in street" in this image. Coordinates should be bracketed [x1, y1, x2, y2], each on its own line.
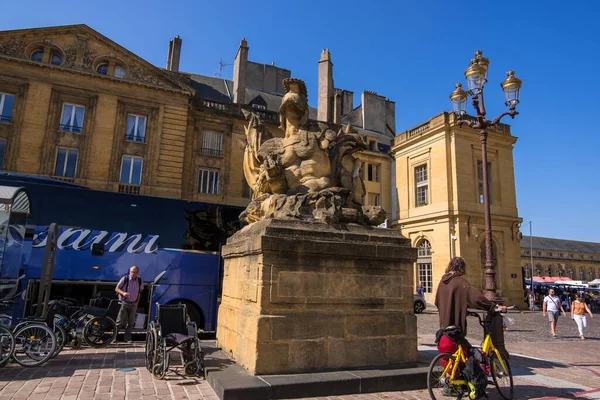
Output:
[414, 294, 427, 314]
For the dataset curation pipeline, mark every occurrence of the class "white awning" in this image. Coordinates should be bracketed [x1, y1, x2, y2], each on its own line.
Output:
[0, 186, 31, 215]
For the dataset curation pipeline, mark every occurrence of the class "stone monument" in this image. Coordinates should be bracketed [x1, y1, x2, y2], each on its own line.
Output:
[216, 78, 418, 375]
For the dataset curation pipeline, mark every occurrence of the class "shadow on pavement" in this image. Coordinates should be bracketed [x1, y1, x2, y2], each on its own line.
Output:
[497, 384, 582, 400]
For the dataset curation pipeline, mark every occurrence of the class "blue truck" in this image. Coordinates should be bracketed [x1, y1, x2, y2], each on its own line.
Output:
[0, 173, 244, 332]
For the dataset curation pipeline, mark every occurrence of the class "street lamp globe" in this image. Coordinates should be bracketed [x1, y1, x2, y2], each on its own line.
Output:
[471, 50, 490, 79]
[500, 71, 522, 109]
[464, 63, 486, 95]
[449, 83, 468, 116]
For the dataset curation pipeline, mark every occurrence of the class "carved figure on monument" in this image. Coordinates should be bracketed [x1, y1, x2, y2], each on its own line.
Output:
[241, 78, 385, 225]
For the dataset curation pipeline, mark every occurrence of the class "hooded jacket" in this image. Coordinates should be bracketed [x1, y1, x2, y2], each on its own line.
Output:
[434, 272, 495, 335]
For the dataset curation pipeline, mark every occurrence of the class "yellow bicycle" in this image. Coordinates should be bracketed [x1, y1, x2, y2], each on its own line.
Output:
[427, 308, 514, 400]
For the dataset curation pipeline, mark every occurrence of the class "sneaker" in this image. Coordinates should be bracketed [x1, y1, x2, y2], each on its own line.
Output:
[442, 386, 460, 397]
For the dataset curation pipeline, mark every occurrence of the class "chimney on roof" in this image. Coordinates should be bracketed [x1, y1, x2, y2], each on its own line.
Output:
[233, 38, 249, 104]
[318, 49, 334, 123]
[166, 35, 182, 72]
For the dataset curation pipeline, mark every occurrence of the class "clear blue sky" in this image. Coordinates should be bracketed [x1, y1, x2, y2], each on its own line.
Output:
[2, 0, 599, 242]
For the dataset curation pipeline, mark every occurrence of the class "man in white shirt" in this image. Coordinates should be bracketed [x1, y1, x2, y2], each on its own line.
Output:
[542, 288, 566, 338]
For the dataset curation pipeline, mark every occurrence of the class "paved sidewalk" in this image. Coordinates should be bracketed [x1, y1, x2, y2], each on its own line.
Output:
[0, 344, 218, 400]
[0, 311, 598, 399]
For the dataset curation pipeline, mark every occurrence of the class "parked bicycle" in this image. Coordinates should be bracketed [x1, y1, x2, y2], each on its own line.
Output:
[427, 307, 515, 400]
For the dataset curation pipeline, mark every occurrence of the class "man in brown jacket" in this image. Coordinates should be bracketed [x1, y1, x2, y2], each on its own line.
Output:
[434, 257, 504, 335]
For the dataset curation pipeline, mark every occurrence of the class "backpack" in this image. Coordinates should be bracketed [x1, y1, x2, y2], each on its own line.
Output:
[119, 275, 142, 292]
[463, 353, 488, 399]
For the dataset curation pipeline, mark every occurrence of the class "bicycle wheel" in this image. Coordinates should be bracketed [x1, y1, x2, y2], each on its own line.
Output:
[427, 352, 464, 400]
[83, 316, 117, 347]
[12, 324, 56, 367]
[489, 352, 514, 400]
[0, 326, 15, 367]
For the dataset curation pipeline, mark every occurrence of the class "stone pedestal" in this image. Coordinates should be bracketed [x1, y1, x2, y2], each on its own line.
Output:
[216, 219, 418, 375]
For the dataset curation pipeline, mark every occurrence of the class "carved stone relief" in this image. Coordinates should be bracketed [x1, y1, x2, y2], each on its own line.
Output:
[0, 40, 27, 59]
[128, 64, 163, 86]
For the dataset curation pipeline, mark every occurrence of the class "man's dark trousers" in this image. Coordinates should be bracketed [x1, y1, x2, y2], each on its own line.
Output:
[116, 301, 137, 342]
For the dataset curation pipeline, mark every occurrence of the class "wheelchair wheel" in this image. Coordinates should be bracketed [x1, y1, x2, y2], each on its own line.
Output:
[70, 338, 81, 349]
[50, 325, 66, 358]
[12, 324, 56, 367]
[83, 316, 117, 347]
[145, 328, 157, 371]
[152, 343, 169, 379]
[0, 326, 15, 367]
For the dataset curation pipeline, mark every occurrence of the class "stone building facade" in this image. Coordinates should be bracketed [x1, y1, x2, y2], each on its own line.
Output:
[0, 25, 395, 217]
[521, 236, 600, 283]
[391, 112, 525, 306]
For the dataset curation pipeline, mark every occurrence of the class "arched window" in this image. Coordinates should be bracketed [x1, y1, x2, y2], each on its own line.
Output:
[50, 52, 63, 66]
[580, 267, 585, 281]
[547, 266, 552, 278]
[30, 49, 43, 63]
[114, 65, 127, 78]
[96, 63, 109, 75]
[417, 240, 432, 294]
[535, 263, 542, 276]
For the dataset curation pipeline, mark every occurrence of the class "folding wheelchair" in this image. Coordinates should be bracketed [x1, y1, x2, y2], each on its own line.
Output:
[145, 303, 205, 379]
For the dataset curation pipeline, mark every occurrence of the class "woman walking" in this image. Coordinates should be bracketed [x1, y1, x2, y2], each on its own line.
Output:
[571, 293, 594, 340]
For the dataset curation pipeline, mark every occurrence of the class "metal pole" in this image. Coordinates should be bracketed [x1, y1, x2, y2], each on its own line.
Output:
[480, 128, 496, 299]
[530, 221, 534, 309]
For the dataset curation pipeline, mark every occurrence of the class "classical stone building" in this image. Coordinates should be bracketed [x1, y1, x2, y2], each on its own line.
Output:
[0, 25, 193, 200]
[391, 112, 525, 306]
[521, 236, 600, 283]
[0, 25, 394, 215]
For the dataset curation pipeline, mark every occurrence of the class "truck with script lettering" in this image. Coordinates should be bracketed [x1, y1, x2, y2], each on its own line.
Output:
[0, 173, 244, 332]
[2, 225, 220, 332]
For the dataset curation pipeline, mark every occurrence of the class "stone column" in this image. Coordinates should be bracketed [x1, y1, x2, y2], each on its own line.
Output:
[217, 219, 418, 375]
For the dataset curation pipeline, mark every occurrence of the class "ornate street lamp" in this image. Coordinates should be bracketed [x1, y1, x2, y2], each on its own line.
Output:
[449, 50, 522, 302]
[449, 51, 522, 357]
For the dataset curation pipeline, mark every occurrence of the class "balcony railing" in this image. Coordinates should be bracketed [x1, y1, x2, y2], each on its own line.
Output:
[200, 100, 280, 124]
[118, 184, 140, 195]
[199, 147, 223, 157]
[203, 100, 231, 112]
[241, 106, 279, 123]
[59, 124, 83, 133]
[124, 134, 146, 143]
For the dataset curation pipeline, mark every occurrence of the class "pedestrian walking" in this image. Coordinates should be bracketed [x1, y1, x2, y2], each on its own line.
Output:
[115, 265, 143, 343]
[416, 281, 424, 297]
[571, 293, 594, 340]
[527, 289, 535, 311]
[542, 288, 566, 338]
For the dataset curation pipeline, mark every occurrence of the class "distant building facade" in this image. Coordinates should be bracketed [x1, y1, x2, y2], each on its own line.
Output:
[391, 112, 525, 307]
[0, 25, 394, 216]
[521, 236, 600, 282]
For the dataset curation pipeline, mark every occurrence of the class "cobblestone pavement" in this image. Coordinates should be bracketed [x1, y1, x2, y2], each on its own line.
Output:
[0, 310, 598, 399]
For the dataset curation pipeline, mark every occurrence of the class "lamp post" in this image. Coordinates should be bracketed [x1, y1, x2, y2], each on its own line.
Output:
[449, 51, 522, 358]
[449, 50, 523, 302]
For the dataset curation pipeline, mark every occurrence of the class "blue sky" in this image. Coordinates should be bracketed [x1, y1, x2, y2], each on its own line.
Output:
[2, 1, 600, 242]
